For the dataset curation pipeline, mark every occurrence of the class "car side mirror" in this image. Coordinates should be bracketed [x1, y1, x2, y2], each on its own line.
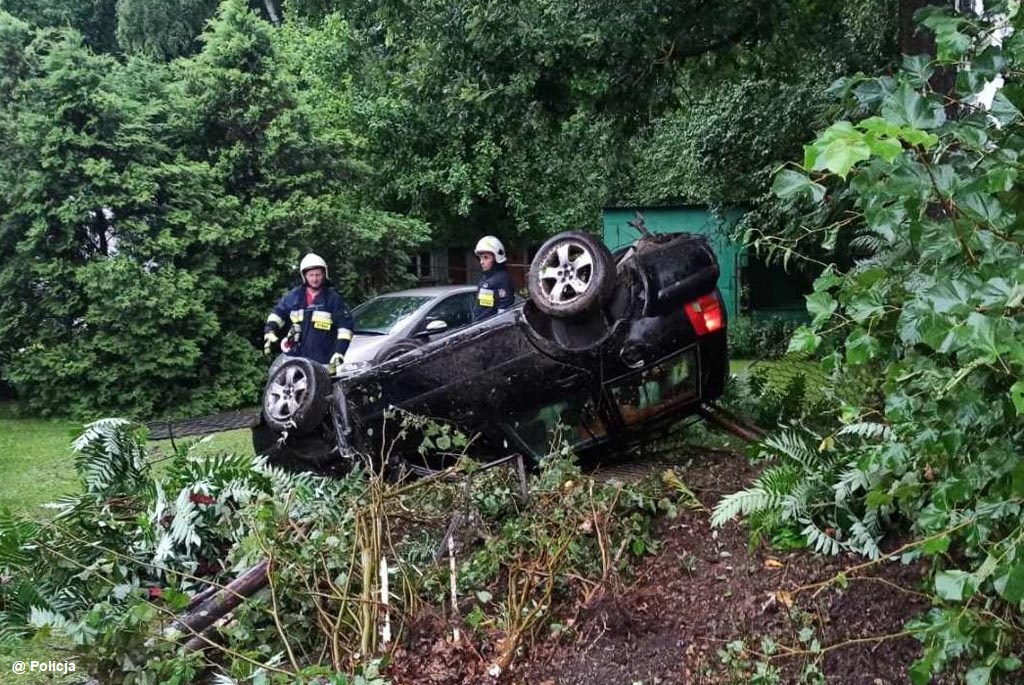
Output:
[422, 319, 448, 335]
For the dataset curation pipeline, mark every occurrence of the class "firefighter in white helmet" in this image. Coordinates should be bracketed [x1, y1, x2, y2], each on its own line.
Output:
[263, 253, 354, 373]
[471, 236, 515, 322]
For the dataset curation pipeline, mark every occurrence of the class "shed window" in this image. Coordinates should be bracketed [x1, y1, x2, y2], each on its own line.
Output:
[416, 252, 432, 278]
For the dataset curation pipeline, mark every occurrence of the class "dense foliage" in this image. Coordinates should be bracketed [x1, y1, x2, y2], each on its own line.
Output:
[0, 2, 427, 417]
[715, 3, 1024, 681]
[0, 419, 670, 683]
[0, 0, 898, 416]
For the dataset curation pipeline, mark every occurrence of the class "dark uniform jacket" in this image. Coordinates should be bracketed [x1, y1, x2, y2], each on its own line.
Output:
[264, 283, 354, 364]
[472, 264, 515, 322]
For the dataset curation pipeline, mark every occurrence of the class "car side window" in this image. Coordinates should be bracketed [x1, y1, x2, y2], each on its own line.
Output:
[424, 293, 474, 331]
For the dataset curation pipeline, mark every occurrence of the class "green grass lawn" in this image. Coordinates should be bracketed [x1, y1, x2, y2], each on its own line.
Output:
[0, 404, 82, 515]
[0, 402, 254, 514]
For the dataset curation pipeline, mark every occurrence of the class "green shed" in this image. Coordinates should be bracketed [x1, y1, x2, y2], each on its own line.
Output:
[602, 206, 744, 320]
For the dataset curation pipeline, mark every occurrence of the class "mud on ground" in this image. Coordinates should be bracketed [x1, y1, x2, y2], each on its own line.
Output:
[386, 448, 934, 685]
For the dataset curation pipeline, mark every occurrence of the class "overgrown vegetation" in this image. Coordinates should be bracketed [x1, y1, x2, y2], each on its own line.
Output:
[0, 419, 674, 682]
[728, 316, 805, 360]
[716, 4, 1024, 682]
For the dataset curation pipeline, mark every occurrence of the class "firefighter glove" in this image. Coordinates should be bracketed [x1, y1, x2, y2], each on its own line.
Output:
[263, 331, 279, 356]
[329, 353, 345, 374]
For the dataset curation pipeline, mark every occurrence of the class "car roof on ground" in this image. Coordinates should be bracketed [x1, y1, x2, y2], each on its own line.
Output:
[372, 285, 478, 298]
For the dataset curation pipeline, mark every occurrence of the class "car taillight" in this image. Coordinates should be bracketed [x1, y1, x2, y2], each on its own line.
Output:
[685, 294, 723, 335]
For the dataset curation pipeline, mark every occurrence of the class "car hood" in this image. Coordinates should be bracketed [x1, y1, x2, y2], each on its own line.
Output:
[342, 334, 393, 365]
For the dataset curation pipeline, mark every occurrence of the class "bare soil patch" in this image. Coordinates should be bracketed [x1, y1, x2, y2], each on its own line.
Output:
[387, 448, 932, 685]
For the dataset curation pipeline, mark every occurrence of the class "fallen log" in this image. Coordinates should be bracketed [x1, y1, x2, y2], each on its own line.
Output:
[167, 560, 270, 644]
[698, 404, 767, 443]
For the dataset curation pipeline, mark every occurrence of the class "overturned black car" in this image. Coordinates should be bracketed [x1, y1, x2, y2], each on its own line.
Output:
[253, 228, 728, 472]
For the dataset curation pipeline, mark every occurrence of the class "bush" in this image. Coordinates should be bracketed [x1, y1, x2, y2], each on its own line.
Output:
[717, 6, 1024, 682]
[728, 315, 803, 359]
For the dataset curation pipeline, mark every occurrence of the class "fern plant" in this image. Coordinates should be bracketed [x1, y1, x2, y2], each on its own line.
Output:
[712, 429, 887, 558]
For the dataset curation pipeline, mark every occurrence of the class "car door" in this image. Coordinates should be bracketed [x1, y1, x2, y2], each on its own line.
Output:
[418, 291, 476, 340]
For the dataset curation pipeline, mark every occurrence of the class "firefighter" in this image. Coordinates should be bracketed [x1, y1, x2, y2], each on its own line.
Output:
[471, 235, 515, 322]
[263, 253, 354, 372]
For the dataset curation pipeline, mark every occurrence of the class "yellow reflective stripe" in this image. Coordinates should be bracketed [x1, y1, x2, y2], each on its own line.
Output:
[290, 309, 304, 323]
[337, 328, 353, 341]
[266, 313, 285, 328]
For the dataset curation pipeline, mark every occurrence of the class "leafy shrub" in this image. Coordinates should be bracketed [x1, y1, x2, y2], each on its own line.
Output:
[729, 315, 804, 360]
[718, 5, 1024, 682]
[1, 417, 675, 682]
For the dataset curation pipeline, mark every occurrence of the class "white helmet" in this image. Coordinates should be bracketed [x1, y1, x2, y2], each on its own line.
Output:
[474, 235, 506, 264]
[299, 253, 328, 280]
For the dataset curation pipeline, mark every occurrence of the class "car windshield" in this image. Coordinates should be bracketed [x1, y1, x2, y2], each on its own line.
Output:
[352, 296, 431, 335]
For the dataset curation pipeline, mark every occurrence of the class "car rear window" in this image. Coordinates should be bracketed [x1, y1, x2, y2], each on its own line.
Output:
[352, 296, 430, 334]
[607, 349, 698, 426]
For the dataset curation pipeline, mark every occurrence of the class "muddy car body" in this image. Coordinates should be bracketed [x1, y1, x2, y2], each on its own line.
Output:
[254, 230, 728, 470]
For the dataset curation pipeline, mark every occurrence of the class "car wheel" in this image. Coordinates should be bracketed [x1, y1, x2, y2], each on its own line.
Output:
[528, 231, 615, 318]
[375, 340, 422, 364]
[262, 357, 331, 435]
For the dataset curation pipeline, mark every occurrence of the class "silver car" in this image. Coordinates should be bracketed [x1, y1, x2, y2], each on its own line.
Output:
[343, 285, 481, 367]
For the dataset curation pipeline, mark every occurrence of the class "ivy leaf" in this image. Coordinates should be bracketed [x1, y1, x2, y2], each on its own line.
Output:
[901, 54, 934, 88]
[882, 83, 945, 130]
[935, 569, 978, 601]
[813, 265, 843, 291]
[1010, 381, 1024, 416]
[958, 192, 1009, 229]
[846, 328, 880, 365]
[853, 78, 893, 109]
[909, 658, 933, 685]
[984, 165, 1017, 192]
[966, 666, 993, 685]
[772, 169, 825, 203]
[819, 137, 871, 178]
[865, 203, 906, 243]
[965, 312, 999, 357]
[806, 291, 838, 325]
[788, 326, 821, 355]
[920, 536, 951, 555]
[926, 281, 971, 315]
[990, 92, 1022, 126]
[972, 46, 1006, 79]
[919, 12, 972, 61]
[994, 564, 1024, 603]
[848, 294, 885, 324]
[951, 123, 989, 151]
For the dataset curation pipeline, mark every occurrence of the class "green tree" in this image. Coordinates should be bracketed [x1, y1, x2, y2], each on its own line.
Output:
[717, 3, 1024, 680]
[114, 0, 220, 59]
[0, 0, 118, 52]
[0, 22, 257, 417]
[333, 0, 788, 240]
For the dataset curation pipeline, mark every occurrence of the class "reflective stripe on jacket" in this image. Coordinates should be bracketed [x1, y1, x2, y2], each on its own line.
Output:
[264, 284, 354, 364]
[471, 265, 515, 322]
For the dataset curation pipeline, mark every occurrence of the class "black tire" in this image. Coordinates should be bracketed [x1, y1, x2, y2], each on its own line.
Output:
[267, 352, 290, 379]
[375, 340, 422, 364]
[261, 357, 331, 436]
[528, 231, 615, 318]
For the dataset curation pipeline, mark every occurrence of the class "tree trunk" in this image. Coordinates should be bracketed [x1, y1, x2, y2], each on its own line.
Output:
[899, 0, 941, 56]
[167, 560, 270, 644]
[263, 0, 281, 26]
